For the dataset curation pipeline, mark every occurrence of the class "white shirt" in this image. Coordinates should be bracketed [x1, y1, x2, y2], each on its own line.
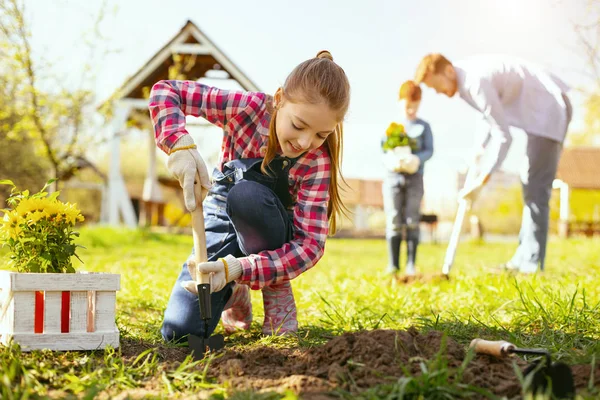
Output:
[454, 54, 570, 175]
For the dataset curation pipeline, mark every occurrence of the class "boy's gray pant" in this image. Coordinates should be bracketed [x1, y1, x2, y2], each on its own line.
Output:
[511, 93, 571, 273]
[383, 173, 424, 239]
[510, 135, 562, 272]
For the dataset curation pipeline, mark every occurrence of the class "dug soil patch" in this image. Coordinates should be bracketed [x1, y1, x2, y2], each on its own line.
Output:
[205, 328, 599, 399]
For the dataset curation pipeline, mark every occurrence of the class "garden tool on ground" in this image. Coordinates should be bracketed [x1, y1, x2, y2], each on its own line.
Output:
[188, 176, 225, 360]
[470, 339, 575, 399]
[441, 163, 481, 276]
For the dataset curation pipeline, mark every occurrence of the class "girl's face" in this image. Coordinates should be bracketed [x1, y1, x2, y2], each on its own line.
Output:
[400, 99, 421, 120]
[275, 94, 339, 158]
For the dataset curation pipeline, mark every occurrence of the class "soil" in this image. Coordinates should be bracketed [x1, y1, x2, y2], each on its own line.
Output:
[121, 329, 600, 399]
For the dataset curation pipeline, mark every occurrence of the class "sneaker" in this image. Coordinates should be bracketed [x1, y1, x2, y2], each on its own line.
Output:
[261, 282, 298, 336]
[385, 266, 400, 276]
[405, 264, 417, 277]
[518, 261, 539, 274]
[221, 283, 252, 334]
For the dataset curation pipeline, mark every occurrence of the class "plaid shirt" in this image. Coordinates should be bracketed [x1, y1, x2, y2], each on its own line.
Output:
[149, 80, 331, 289]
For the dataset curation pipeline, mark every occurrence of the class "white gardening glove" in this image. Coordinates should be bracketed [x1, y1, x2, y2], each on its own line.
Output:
[167, 135, 211, 211]
[383, 149, 410, 172]
[403, 154, 421, 174]
[181, 254, 243, 294]
[383, 151, 402, 172]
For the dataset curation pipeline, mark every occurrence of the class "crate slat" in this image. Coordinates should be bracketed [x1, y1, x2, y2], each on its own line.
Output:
[0, 271, 120, 291]
[87, 291, 96, 332]
[95, 292, 116, 332]
[13, 292, 35, 334]
[43, 292, 62, 333]
[69, 291, 88, 333]
[6, 332, 120, 351]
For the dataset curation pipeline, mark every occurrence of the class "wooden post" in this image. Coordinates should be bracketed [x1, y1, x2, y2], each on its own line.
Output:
[107, 103, 137, 227]
[553, 179, 570, 238]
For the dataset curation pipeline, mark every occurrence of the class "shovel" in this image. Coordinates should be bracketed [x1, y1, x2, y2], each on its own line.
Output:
[188, 176, 225, 360]
[441, 163, 481, 276]
[470, 339, 575, 399]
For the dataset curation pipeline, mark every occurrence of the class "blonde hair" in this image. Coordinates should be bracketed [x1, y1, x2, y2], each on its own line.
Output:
[261, 50, 351, 234]
[399, 80, 422, 101]
[414, 53, 453, 84]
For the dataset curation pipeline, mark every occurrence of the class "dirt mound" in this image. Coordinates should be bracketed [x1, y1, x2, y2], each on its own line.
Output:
[209, 328, 524, 398]
[129, 329, 598, 398]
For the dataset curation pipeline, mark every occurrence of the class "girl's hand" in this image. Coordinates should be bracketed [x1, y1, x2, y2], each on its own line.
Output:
[181, 255, 243, 294]
[167, 135, 211, 211]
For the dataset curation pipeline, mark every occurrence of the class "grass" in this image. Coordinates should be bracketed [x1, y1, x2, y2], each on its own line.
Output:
[1, 226, 599, 399]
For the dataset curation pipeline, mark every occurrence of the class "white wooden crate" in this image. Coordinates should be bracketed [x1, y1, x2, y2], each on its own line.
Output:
[0, 271, 120, 351]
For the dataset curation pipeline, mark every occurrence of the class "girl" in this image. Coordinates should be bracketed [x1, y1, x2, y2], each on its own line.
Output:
[149, 50, 351, 341]
[382, 80, 433, 277]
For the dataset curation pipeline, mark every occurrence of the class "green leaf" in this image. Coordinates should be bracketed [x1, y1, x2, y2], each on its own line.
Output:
[0, 180, 15, 187]
[41, 179, 58, 194]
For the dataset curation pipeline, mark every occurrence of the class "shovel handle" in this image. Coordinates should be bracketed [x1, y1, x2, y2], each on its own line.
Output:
[191, 175, 209, 285]
[470, 339, 516, 358]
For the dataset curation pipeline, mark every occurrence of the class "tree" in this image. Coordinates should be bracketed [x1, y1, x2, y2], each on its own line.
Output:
[568, 0, 600, 146]
[0, 0, 112, 192]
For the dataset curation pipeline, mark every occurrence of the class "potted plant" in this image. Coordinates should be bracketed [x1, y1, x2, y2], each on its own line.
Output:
[0, 180, 120, 351]
[382, 122, 418, 173]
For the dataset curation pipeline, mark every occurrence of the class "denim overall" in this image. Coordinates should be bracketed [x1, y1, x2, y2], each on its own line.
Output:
[161, 157, 296, 342]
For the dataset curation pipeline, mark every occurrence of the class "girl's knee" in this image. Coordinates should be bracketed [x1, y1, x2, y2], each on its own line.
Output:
[228, 181, 267, 209]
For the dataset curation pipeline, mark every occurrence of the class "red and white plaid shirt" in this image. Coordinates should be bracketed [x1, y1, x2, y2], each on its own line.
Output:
[149, 80, 331, 289]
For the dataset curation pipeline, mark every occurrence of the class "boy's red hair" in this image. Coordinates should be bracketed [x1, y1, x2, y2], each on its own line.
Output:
[398, 80, 422, 101]
[414, 53, 453, 84]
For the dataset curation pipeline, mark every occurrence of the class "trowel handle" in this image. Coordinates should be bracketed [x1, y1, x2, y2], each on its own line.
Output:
[191, 175, 209, 285]
[470, 339, 516, 358]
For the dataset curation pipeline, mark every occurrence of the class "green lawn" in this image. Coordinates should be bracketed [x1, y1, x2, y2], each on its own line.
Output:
[1, 227, 599, 399]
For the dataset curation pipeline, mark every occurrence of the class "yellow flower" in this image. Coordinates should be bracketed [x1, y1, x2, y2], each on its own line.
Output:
[1, 210, 23, 240]
[15, 198, 37, 216]
[43, 201, 61, 218]
[4, 210, 21, 228]
[16, 197, 53, 217]
[9, 224, 23, 240]
[61, 203, 83, 225]
[386, 123, 397, 137]
[27, 210, 48, 224]
[386, 122, 405, 137]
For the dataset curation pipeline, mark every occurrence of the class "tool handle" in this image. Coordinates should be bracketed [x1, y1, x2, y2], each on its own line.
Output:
[190, 176, 212, 322]
[442, 198, 469, 274]
[191, 175, 209, 285]
[469, 339, 516, 358]
[441, 163, 479, 275]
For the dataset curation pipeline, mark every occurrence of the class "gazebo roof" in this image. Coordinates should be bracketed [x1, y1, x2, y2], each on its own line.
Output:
[556, 146, 600, 190]
[112, 20, 260, 102]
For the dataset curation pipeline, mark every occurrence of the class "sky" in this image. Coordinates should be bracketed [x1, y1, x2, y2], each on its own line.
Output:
[24, 0, 595, 213]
